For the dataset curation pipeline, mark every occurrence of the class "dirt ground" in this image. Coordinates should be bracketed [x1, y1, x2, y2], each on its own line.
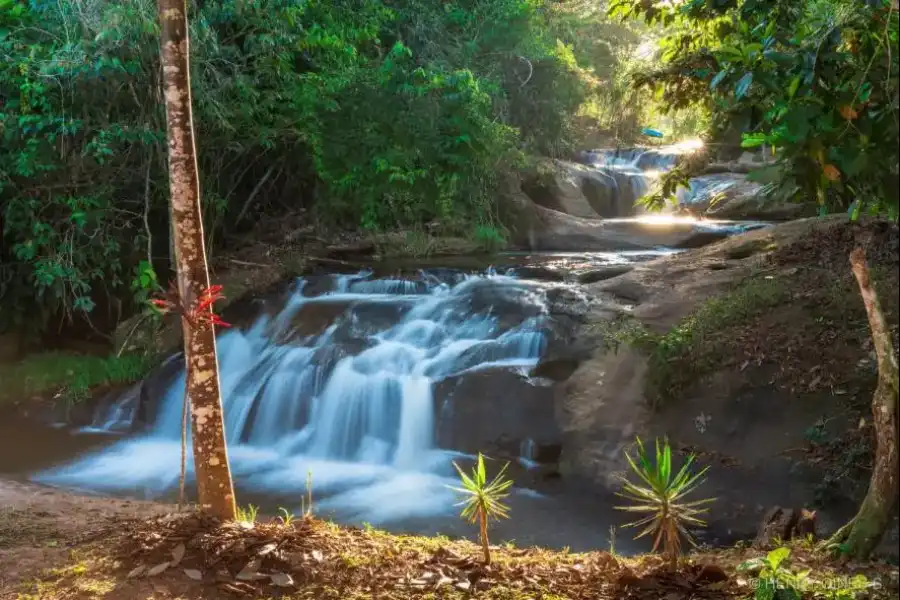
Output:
[0, 480, 170, 599]
[2, 480, 898, 600]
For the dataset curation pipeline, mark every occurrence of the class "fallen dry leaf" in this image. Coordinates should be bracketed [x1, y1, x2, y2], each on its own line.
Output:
[171, 543, 186, 566]
[236, 561, 269, 582]
[126, 565, 146, 579]
[270, 572, 295, 587]
[184, 568, 203, 581]
[256, 542, 278, 556]
[147, 561, 171, 577]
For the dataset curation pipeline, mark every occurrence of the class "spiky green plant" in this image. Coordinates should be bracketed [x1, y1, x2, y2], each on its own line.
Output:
[235, 504, 259, 525]
[449, 453, 513, 565]
[277, 507, 296, 527]
[303, 469, 313, 517]
[615, 437, 714, 568]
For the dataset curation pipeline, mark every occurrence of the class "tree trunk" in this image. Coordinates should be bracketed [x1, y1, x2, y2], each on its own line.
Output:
[158, 0, 236, 521]
[479, 509, 491, 565]
[828, 248, 899, 559]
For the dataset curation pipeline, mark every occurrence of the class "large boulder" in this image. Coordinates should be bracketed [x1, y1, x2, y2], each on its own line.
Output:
[521, 203, 765, 251]
[522, 160, 647, 219]
[433, 367, 562, 460]
[678, 173, 811, 221]
[501, 172, 768, 252]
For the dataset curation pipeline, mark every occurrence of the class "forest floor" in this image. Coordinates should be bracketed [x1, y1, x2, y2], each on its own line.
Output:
[2, 480, 899, 600]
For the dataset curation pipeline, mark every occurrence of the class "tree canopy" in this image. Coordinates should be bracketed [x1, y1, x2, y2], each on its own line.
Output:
[0, 0, 643, 336]
[613, 0, 899, 218]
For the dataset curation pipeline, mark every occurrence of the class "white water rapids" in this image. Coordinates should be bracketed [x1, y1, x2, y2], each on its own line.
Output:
[34, 269, 574, 524]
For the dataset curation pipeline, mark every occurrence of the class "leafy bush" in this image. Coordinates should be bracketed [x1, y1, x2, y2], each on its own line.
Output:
[615, 437, 713, 567]
[1, 0, 641, 336]
[613, 0, 899, 218]
[738, 546, 873, 600]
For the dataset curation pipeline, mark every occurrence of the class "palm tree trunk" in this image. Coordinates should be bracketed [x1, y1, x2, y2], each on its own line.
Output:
[157, 0, 236, 521]
[827, 248, 899, 559]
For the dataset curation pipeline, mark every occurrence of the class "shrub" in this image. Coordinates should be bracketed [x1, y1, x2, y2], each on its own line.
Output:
[449, 453, 513, 565]
[615, 437, 713, 568]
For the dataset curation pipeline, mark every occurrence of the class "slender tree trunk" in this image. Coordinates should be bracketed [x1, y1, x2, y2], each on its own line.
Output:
[827, 248, 899, 559]
[158, 0, 236, 520]
[479, 509, 491, 565]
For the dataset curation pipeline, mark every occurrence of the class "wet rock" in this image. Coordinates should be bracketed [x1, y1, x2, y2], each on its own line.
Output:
[433, 368, 562, 456]
[532, 337, 595, 382]
[137, 354, 184, 429]
[517, 203, 756, 252]
[577, 265, 633, 284]
[672, 230, 736, 249]
[521, 159, 653, 220]
[523, 441, 563, 464]
[544, 286, 591, 320]
[326, 240, 376, 258]
[513, 266, 568, 282]
[677, 173, 810, 221]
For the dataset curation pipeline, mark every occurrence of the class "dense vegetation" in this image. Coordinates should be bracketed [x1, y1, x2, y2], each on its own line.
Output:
[616, 0, 899, 218]
[0, 0, 657, 338]
[3, 0, 898, 342]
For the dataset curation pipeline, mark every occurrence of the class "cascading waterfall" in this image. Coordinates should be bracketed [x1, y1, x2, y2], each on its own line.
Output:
[33, 269, 566, 524]
[576, 143, 702, 215]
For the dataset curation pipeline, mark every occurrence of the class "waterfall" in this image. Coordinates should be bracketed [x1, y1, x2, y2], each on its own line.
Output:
[33, 269, 562, 524]
[569, 145, 694, 216]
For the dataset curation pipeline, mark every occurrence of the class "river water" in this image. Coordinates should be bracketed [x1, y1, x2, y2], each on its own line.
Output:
[2, 147, 766, 552]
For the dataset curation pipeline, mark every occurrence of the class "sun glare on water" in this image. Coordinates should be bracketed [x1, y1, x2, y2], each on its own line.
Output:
[669, 138, 705, 154]
[634, 214, 699, 226]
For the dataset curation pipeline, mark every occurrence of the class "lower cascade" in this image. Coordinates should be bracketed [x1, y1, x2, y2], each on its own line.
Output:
[33, 268, 584, 525]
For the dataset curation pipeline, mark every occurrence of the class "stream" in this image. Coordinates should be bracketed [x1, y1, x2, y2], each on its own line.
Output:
[2, 146, 768, 553]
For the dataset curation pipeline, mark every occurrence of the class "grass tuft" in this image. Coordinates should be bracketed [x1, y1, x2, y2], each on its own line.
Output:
[630, 275, 790, 408]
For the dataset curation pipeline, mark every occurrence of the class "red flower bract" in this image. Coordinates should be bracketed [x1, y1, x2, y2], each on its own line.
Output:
[148, 284, 230, 328]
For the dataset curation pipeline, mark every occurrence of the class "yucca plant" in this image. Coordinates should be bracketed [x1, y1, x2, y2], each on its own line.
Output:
[449, 453, 513, 565]
[615, 437, 714, 568]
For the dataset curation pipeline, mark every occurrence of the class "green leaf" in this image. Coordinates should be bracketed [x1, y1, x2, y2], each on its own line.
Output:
[787, 76, 801, 100]
[742, 43, 763, 57]
[737, 558, 766, 572]
[766, 547, 790, 571]
[710, 69, 729, 90]
[735, 72, 753, 99]
[741, 133, 767, 148]
[718, 45, 743, 58]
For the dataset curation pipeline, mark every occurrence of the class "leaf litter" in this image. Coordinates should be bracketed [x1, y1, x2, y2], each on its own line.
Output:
[111, 511, 771, 599]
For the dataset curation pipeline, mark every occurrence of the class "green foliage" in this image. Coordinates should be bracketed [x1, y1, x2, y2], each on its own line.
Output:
[615, 437, 713, 566]
[130, 261, 160, 308]
[303, 470, 313, 517]
[450, 453, 513, 524]
[738, 546, 873, 599]
[0, 352, 155, 405]
[613, 0, 900, 218]
[449, 453, 512, 564]
[634, 275, 789, 406]
[1, 0, 641, 335]
[235, 504, 260, 525]
[471, 224, 507, 252]
[739, 547, 809, 600]
[277, 507, 296, 527]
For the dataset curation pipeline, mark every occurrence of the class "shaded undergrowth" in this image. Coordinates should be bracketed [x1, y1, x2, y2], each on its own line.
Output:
[0, 352, 155, 406]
